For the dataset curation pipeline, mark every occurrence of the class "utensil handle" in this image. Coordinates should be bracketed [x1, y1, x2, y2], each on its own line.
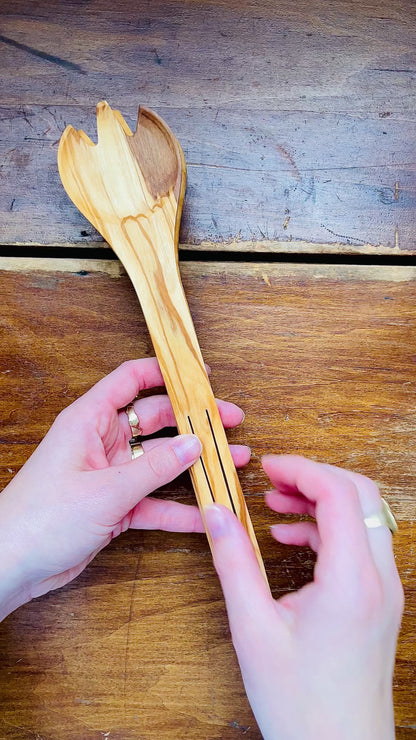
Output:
[117, 225, 267, 582]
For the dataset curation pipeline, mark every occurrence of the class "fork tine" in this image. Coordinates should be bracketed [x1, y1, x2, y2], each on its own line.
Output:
[58, 125, 102, 232]
[96, 100, 129, 148]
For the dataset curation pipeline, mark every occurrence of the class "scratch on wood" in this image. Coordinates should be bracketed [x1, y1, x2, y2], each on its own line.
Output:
[152, 48, 162, 65]
[276, 145, 302, 181]
[370, 67, 416, 73]
[395, 226, 399, 249]
[395, 181, 400, 201]
[320, 224, 366, 246]
[0, 34, 86, 75]
[262, 273, 271, 287]
[19, 106, 34, 129]
[283, 215, 290, 229]
[123, 554, 141, 709]
[228, 719, 251, 733]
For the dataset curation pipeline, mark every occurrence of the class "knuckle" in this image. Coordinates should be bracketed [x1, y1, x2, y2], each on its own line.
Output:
[120, 359, 133, 370]
[344, 479, 361, 504]
[353, 471, 380, 493]
[54, 403, 75, 428]
[350, 472, 383, 509]
[354, 572, 388, 625]
[323, 476, 360, 508]
[121, 359, 141, 386]
[146, 445, 176, 481]
[119, 358, 137, 376]
[337, 568, 384, 623]
[343, 565, 404, 627]
[120, 359, 147, 391]
[159, 398, 174, 429]
[361, 581, 384, 620]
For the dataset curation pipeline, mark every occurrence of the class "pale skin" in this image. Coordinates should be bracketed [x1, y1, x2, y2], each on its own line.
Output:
[204, 459, 404, 740]
[0, 359, 403, 738]
[0, 358, 249, 619]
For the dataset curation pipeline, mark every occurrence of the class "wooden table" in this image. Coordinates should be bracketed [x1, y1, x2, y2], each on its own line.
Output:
[1, 2, 415, 738]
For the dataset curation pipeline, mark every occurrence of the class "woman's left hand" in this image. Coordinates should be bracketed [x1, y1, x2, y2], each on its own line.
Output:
[0, 358, 249, 619]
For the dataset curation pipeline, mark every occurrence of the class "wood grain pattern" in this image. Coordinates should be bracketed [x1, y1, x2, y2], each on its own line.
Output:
[1, 0, 415, 253]
[0, 260, 415, 738]
[58, 101, 265, 576]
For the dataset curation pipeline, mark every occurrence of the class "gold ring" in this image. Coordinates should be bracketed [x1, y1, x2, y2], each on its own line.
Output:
[129, 438, 144, 459]
[364, 498, 398, 535]
[126, 403, 143, 436]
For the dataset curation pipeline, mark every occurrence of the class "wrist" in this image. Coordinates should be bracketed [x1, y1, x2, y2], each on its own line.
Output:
[0, 548, 31, 621]
[0, 491, 33, 621]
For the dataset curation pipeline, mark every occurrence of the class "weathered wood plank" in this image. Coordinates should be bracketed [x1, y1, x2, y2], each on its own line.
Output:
[0, 0, 415, 252]
[0, 259, 415, 737]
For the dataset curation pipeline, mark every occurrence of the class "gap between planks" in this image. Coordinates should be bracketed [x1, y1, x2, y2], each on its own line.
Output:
[0, 239, 408, 256]
[1, 256, 416, 284]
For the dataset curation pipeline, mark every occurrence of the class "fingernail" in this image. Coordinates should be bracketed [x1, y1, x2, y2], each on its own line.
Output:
[204, 504, 230, 539]
[172, 434, 202, 465]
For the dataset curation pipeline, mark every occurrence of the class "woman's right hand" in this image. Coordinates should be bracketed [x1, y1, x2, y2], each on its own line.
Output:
[204, 455, 404, 740]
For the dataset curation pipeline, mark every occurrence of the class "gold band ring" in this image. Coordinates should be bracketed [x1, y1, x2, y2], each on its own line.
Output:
[129, 438, 145, 459]
[126, 403, 144, 459]
[364, 498, 398, 535]
[126, 403, 143, 436]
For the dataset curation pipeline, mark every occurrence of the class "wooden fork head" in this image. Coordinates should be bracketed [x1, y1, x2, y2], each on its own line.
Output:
[58, 101, 186, 249]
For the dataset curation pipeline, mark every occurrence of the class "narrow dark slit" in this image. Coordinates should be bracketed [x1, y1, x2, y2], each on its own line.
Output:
[188, 415, 215, 502]
[205, 409, 237, 515]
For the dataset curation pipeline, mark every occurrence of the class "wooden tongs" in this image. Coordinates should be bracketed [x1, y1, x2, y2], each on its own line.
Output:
[58, 101, 267, 580]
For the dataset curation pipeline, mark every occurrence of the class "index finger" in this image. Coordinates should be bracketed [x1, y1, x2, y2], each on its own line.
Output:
[262, 454, 376, 585]
[84, 358, 165, 409]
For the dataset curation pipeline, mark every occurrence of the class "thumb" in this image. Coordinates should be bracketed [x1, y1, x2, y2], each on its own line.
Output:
[96, 434, 202, 514]
[204, 504, 272, 639]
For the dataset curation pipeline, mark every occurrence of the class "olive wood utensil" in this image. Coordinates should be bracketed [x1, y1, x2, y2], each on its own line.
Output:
[58, 101, 267, 581]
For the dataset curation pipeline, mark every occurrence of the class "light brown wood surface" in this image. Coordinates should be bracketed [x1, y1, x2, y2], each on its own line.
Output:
[1, 0, 415, 253]
[0, 260, 415, 738]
